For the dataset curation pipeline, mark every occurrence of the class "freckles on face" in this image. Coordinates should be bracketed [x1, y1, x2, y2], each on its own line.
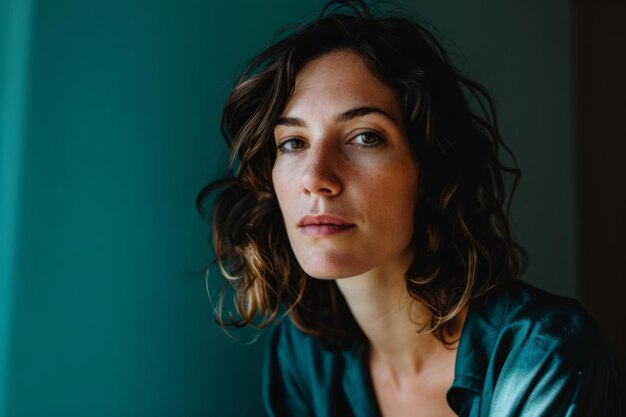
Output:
[271, 50, 419, 279]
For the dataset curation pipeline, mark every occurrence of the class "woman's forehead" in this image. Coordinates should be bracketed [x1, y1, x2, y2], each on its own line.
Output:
[281, 50, 402, 121]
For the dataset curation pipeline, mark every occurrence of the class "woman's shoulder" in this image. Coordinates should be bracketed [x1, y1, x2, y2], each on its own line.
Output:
[269, 314, 362, 356]
[262, 317, 361, 416]
[268, 316, 331, 357]
[264, 316, 352, 384]
[460, 279, 600, 375]
[458, 279, 624, 416]
[470, 279, 604, 372]
[488, 280, 593, 335]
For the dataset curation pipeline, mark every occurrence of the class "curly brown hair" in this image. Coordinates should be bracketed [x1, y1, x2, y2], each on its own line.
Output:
[197, 0, 527, 348]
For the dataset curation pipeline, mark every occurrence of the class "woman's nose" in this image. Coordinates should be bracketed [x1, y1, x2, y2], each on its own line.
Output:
[300, 145, 342, 197]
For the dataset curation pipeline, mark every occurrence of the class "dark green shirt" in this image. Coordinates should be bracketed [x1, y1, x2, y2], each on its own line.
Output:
[262, 281, 623, 416]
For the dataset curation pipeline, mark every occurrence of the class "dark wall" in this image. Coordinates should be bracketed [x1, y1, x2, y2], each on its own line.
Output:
[576, 0, 626, 368]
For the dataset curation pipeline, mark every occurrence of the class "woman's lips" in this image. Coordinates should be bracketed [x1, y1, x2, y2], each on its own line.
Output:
[299, 224, 356, 236]
[297, 214, 355, 236]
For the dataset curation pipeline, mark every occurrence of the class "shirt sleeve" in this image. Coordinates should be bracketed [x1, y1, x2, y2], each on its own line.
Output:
[262, 319, 314, 417]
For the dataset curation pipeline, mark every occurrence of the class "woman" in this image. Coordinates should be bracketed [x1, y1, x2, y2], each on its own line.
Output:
[197, 1, 623, 415]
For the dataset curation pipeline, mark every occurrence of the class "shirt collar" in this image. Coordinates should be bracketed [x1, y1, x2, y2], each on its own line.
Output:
[446, 286, 510, 411]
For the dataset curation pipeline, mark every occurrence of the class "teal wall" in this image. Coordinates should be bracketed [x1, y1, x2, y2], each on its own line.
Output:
[0, 1, 573, 416]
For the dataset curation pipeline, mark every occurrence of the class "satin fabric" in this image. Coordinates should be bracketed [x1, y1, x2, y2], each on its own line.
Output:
[262, 280, 624, 416]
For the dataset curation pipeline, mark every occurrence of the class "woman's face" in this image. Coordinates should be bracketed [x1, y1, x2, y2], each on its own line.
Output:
[272, 50, 419, 279]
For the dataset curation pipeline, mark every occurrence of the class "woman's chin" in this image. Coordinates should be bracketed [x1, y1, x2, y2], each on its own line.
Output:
[305, 270, 358, 280]
[299, 258, 370, 280]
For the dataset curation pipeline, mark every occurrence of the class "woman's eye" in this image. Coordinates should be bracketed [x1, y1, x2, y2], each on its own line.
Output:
[277, 138, 305, 154]
[350, 132, 384, 148]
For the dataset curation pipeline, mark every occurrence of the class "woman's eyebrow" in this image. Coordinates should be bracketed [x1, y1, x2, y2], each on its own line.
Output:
[335, 106, 397, 123]
[275, 106, 396, 128]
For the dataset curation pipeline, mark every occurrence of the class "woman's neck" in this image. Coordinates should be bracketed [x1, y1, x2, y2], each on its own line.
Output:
[335, 251, 466, 387]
